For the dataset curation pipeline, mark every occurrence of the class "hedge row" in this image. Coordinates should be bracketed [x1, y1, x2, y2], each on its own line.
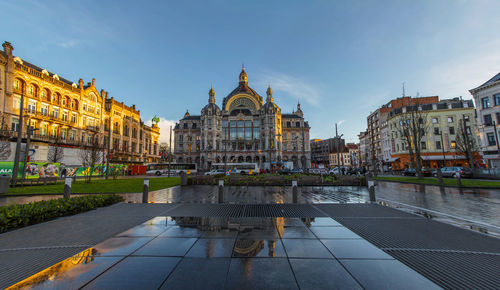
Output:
[0, 194, 124, 233]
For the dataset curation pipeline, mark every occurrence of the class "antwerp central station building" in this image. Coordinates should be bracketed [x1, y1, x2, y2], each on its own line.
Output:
[173, 67, 311, 170]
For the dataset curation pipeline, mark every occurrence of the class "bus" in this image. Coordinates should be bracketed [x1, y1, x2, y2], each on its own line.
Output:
[146, 163, 197, 176]
[211, 163, 259, 175]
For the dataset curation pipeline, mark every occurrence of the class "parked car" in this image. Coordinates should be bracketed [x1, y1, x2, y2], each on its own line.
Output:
[204, 169, 227, 176]
[421, 167, 433, 177]
[290, 168, 303, 174]
[402, 168, 417, 176]
[433, 167, 473, 178]
[278, 168, 292, 175]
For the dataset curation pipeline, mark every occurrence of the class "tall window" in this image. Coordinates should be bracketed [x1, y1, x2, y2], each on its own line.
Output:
[27, 101, 36, 113]
[495, 94, 500, 106]
[228, 120, 255, 141]
[484, 114, 493, 126]
[421, 142, 427, 150]
[435, 141, 442, 150]
[432, 117, 439, 124]
[447, 117, 454, 123]
[487, 133, 496, 146]
[482, 97, 490, 109]
[11, 118, 19, 132]
[449, 127, 455, 135]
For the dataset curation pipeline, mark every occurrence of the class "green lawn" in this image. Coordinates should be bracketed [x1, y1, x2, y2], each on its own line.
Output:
[374, 176, 500, 188]
[5, 177, 181, 195]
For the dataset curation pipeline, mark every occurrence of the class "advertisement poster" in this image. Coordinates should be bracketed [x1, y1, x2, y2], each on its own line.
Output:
[0, 162, 60, 179]
[63, 164, 127, 177]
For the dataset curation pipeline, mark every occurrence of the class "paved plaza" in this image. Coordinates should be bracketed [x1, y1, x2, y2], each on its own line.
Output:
[2, 186, 500, 289]
[9, 215, 438, 289]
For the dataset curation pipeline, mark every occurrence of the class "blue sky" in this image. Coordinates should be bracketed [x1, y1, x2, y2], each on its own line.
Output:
[2, 0, 500, 143]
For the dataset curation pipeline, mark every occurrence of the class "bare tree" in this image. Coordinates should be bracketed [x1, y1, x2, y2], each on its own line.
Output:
[78, 134, 104, 183]
[395, 105, 429, 177]
[47, 135, 65, 163]
[455, 118, 479, 168]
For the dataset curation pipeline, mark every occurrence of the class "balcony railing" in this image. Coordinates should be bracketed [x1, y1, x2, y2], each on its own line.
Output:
[86, 126, 100, 132]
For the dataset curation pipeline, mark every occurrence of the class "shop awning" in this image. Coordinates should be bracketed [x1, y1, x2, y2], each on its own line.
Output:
[386, 157, 400, 162]
[421, 155, 466, 160]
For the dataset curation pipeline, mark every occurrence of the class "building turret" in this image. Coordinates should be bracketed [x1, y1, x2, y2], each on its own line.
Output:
[266, 84, 274, 103]
[184, 109, 190, 118]
[239, 65, 248, 85]
[295, 100, 303, 117]
[208, 85, 215, 104]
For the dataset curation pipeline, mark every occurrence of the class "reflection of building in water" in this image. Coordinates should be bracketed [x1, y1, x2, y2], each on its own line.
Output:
[171, 216, 285, 258]
[9, 248, 96, 289]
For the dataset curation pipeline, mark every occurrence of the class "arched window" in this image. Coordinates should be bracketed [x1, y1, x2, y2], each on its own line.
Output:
[41, 89, 51, 102]
[123, 124, 129, 136]
[52, 93, 60, 104]
[72, 99, 79, 110]
[27, 85, 34, 96]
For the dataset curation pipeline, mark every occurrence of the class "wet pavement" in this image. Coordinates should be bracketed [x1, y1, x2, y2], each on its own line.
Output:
[10, 216, 438, 289]
[374, 181, 500, 230]
[3, 184, 498, 231]
[0, 185, 367, 206]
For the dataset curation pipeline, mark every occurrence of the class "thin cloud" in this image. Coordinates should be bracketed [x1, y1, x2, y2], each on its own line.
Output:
[145, 117, 177, 144]
[58, 40, 78, 48]
[337, 120, 345, 126]
[428, 39, 500, 98]
[256, 72, 322, 107]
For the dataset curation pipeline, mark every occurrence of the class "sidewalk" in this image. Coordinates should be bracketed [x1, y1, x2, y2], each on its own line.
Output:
[1, 202, 499, 289]
[0, 203, 178, 288]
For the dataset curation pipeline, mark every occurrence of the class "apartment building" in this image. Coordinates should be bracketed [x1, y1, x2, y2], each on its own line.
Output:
[0, 41, 160, 165]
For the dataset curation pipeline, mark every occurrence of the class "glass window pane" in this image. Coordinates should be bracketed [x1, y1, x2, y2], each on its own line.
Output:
[237, 127, 244, 138]
[230, 128, 236, 140]
[253, 120, 260, 127]
[245, 120, 252, 127]
[253, 128, 260, 139]
[237, 121, 244, 127]
[245, 128, 252, 139]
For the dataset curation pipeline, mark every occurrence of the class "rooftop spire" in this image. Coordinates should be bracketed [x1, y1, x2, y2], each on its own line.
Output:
[296, 99, 303, 117]
[266, 83, 274, 103]
[208, 85, 215, 104]
[239, 65, 248, 85]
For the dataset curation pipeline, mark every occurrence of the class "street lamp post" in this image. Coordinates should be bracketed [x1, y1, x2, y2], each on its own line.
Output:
[12, 82, 26, 186]
[335, 123, 344, 175]
[439, 130, 446, 167]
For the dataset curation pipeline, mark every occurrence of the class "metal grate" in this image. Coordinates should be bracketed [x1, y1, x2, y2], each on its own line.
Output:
[242, 204, 327, 217]
[386, 250, 500, 289]
[316, 203, 420, 218]
[164, 204, 327, 217]
[322, 204, 500, 289]
[334, 217, 500, 252]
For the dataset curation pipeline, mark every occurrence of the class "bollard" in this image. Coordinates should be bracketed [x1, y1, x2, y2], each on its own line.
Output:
[292, 180, 298, 203]
[436, 168, 443, 187]
[368, 180, 376, 202]
[218, 179, 224, 203]
[143, 178, 149, 203]
[456, 174, 462, 188]
[64, 177, 72, 198]
[180, 171, 187, 186]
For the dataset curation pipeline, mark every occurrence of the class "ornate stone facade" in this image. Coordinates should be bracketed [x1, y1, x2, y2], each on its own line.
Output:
[0, 41, 160, 164]
[174, 67, 311, 170]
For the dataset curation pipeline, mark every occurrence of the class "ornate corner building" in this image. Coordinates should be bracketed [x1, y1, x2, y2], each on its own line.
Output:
[0, 41, 160, 164]
[173, 67, 311, 170]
